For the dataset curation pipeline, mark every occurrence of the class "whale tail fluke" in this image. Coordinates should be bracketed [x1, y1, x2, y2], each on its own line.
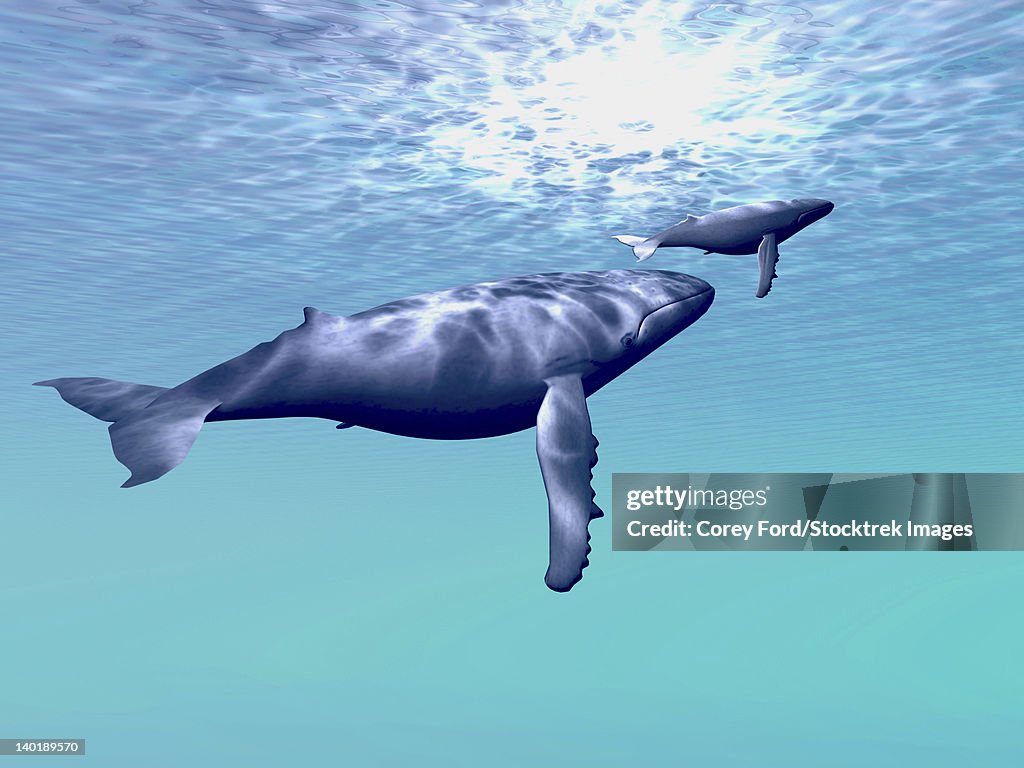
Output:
[612, 234, 659, 262]
[109, 395, 221, 487]
[34, 377, 168, 422]
[35, 377, 220, 488]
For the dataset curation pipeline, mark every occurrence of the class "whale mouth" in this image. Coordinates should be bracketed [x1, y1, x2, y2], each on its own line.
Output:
[795, 200, 835, 226]
[636, 287, 715, 345]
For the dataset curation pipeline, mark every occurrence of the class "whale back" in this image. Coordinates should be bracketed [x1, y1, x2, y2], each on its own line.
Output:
[341, 270, 706, 384]
[283, 270, 712, 424]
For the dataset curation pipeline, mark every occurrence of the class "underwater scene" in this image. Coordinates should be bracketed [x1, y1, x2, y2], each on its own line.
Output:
[2, 0, 1022, 764]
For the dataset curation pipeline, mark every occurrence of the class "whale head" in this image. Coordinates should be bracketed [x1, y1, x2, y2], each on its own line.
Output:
[565, 269, 714, 392]
[790, 198, 835, 228]
[629, 271, 715, 353]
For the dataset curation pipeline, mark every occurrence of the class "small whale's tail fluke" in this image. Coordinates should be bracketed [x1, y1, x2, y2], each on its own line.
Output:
[612, 234, 659, 262]
[34, 377, 220, 488]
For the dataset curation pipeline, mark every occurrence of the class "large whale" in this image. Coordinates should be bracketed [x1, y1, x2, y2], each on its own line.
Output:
[36, 269, 715, 592]
[613, 198, 834, 298]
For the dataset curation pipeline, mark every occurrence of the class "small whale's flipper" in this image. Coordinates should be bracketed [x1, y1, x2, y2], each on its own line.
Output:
[755, 232, 780, 299]
[34, 377, 168, 422]
[612, 234, 659, 262]
[110, 393, 222, 488]
[335, 422, 355, 430]
[535, 374, 602, 592]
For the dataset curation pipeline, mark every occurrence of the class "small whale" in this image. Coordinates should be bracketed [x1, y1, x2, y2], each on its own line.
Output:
[613, 198, 834, 298]
[35, 269, 715, 593]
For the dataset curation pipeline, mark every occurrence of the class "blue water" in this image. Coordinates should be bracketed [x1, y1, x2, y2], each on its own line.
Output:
[2, 1, 1022, 764]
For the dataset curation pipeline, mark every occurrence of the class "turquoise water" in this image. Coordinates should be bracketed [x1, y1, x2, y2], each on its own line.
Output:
[2, 1, 1022, 764]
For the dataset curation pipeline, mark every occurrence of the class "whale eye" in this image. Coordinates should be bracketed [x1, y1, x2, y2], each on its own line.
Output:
[620, 333, 635, 349]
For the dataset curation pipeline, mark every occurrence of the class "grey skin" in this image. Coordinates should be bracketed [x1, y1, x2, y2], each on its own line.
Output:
[36, 269, 714, 592]
[614, 198, 834, 298]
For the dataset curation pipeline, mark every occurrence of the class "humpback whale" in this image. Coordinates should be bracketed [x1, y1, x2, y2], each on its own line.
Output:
[613, 198, 834, 298]
[36, 269, 715, 592]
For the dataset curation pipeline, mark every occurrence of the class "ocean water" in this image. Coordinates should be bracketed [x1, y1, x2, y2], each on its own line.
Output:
[2, 0, 1022, 764]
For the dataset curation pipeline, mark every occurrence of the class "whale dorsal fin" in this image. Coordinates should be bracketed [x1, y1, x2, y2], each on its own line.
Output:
[302, 306, 327, 326]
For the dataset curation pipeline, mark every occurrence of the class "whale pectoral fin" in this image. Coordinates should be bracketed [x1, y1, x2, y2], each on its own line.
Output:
[756, 232, 780, 299]
[535, 374, 602, 593]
